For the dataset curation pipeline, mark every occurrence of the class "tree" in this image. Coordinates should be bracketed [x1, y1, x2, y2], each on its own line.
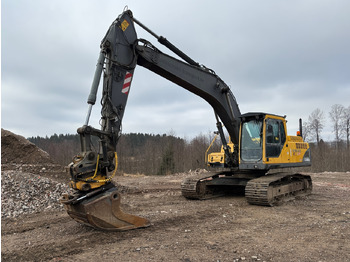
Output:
[308, 108, 325, 145]
[157, 143, 175, 175]
[329, 104, 345, 144]
[302, 121, 311, 141]
[343, 105, 350, 149]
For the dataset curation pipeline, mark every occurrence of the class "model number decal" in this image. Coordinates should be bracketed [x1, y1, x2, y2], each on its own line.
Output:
[120, 19, 129, 31]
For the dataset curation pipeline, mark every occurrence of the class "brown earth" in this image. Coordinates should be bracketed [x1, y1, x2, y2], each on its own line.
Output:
[1, 129, 55, 166]
[1, 129, 350, 262]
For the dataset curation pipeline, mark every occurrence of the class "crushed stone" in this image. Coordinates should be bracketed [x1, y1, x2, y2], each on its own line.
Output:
[1, 170, 69, 218]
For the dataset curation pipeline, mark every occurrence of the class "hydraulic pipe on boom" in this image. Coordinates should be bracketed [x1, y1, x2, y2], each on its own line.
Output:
[132, 17, 200, 67]
[85, 51, 106, 125]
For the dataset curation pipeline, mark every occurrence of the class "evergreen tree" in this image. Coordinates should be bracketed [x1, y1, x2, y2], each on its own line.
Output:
[157, 144, 175, 176]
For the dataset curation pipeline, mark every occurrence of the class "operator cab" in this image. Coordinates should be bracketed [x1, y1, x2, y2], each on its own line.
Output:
[239, 112, 297, 170]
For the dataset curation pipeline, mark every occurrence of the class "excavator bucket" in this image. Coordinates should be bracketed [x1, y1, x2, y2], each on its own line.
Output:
[61, 187, 150, 231]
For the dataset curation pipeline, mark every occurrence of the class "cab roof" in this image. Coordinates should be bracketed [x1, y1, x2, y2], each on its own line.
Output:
[240, 112, 285, 120]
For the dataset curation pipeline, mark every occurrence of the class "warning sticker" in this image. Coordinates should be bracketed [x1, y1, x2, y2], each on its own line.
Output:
[122, 72, 132, 94]
[120, 19, 129, 31]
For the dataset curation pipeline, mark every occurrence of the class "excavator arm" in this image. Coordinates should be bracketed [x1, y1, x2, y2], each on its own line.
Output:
[131, 15, 241, 161]
[136, 42, 241, 165]
[136, 43, 241, 145]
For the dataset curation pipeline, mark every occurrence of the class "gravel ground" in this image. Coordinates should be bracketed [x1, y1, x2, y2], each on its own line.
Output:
[2, 171, 350, 262]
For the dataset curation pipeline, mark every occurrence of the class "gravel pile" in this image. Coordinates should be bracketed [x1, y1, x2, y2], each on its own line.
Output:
[1, 129, 72, 219]
[1, 170, 69, 219]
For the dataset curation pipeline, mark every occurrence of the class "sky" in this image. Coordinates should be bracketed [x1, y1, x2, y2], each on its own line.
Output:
[2, 0, 350, 141]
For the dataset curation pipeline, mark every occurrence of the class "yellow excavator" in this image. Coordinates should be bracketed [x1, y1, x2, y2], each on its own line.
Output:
[60, 9, 312, 231]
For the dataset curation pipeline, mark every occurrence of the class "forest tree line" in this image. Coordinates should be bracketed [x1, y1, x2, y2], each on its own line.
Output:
[29, 132, 221, 175]
[29, 104, 350, 174]
[303, 104, 350, 148]
[300, 103, 350, 172]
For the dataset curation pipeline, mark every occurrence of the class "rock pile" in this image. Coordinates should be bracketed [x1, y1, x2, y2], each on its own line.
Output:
[1, 170, 69, 218]
[1, 129, 69, 218]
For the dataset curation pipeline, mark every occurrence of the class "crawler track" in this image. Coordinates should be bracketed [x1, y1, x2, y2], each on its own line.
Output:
[181, 171, 312, 206]
[245, 173, 312, 206]
[181, 171, 259, 200]
[181, 172, 221, 199]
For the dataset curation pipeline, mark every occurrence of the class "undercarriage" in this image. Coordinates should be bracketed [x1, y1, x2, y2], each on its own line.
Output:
[181, 170, 312, 206]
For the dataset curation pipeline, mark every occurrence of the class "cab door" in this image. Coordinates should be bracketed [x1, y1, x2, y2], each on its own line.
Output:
[265, 118, 286, 159]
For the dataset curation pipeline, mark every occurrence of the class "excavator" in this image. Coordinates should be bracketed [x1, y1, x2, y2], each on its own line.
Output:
[60, 9, 312, 231]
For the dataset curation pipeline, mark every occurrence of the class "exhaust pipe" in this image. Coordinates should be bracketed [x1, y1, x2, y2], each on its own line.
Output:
[298, 118, 303, 137]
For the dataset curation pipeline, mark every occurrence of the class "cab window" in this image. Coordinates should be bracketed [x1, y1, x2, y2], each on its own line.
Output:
[241, 119, 263, 161]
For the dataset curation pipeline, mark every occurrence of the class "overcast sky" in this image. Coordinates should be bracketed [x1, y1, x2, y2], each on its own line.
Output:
[2, 0, 350, 141]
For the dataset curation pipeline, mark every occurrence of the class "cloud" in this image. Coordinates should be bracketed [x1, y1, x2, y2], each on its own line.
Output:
[2, 0, 350, 142]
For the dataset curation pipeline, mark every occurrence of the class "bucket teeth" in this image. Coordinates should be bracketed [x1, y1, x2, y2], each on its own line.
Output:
[61, 187, 150, 231]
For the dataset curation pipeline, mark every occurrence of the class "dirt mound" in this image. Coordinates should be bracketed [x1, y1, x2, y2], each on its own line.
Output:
[1, 129, 55, 165]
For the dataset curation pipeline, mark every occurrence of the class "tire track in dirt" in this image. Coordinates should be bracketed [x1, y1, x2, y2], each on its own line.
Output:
[2, 209, 219, 262]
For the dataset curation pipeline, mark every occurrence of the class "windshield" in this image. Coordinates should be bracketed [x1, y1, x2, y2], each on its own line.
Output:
[241, 119, 263, 161]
